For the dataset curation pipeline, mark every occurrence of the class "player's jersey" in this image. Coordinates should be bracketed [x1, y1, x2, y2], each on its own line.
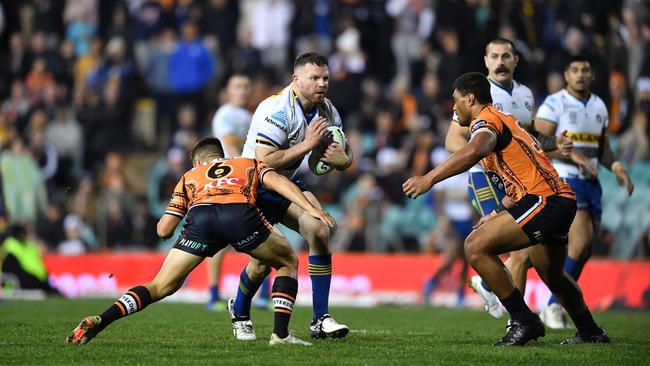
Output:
[242, 85, 343, 179]
[211, 104, 252, 158]
[469, 105, 574, 203]
[165, 157, 274, 218]
[453, 79, 534, 173]
[535, 89, 608, 179]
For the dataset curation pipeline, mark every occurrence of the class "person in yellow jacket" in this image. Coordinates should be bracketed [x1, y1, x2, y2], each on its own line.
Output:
[1, 224, 60, 295]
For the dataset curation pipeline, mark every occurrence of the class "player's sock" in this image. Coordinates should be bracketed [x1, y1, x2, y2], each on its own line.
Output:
[480, 279, 492, 293]
[259, 278, 270, 301]
[500, 288, 537, 323]
[97, 286, 152, 332]
[233, 268, 263, 320]
[548, 256, 580, 305]
[570, 309, 600, 335]
[208, 284, 220, 303]
[271, 276, 298, 338]
[309, 253, 332, 320]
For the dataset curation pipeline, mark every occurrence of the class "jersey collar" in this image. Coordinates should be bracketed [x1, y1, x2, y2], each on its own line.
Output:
[290, 87, 317, 122]
[488, 78, 515, 96]
[563, 89, 591, 107]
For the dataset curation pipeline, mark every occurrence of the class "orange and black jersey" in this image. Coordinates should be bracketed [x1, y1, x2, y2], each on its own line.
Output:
[165, 157, 275, 218]
[469, 105, 575, 203]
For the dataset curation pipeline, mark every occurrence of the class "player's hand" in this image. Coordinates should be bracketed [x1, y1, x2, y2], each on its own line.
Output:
[556, 130, 573, 157]
[402, 175, 433, 199]
[321, 142, 348, 168]
[613, 162, 634, 196]
[571, 151, 598, 178]
[303, 116, 328, 150]
[307, 208, 337, 229]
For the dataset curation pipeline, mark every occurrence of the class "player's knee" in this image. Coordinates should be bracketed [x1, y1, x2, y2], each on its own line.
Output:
[463, 235, 486, 265]
[304, 216, 330, 248]
[248, 261, 271, 279]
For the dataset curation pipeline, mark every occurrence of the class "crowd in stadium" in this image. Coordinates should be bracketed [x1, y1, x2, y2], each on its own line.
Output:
[0, 0, 649, 258]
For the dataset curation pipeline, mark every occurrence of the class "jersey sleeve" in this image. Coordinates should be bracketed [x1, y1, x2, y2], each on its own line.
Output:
[165, 176, 189, 218]
[212, 107, 235, 140]
[253, 107, 289, 151]
[535, 95, 559, 124]
[329, 102, 343, 128]
[256, 160, 276, 188]
[470, 117, 501, 141]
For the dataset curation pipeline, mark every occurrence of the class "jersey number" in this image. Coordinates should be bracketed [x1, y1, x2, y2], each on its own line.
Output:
[207, 162, 232, 179]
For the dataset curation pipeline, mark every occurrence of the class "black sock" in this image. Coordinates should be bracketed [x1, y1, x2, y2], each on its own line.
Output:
[500, 289, 537, 323]
[272, 276, 298, 338]
[97, 286, 153, 332]
[571, 310, 599, 335]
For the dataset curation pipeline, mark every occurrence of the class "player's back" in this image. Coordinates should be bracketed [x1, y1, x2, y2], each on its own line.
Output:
[166, 157, 273, 219]
[471, 106, 574, 203]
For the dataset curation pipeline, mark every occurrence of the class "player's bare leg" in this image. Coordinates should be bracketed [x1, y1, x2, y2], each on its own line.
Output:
[528, 244, 609, 344]
[464, 212, 544, 346]
[542, 211, 594, 329]
[66, 249, 203, 345]
[283, 191, 349, 339]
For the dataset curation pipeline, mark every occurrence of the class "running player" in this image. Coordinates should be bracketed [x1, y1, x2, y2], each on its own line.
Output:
[532, 55, 634, 328]
[66, 137, 336, 346]
[206, 73, 271, 311]
[229, 52, 353, 340]
[445, 38, 572, 318]
[404, 72, 610, 346]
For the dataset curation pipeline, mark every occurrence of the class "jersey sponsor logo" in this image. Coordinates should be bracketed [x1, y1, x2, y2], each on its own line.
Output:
[265, 116, 288, 132]
[470, 120, 490, 134]
[485, 170, 506, 192]
[203, 177, 244, 189]
[177, 237, 208, 252]
[118, 294, 138, 314]
[494, 102, 503, 110]
[525, 101, 532, 111]
[567, 132, 601, 143]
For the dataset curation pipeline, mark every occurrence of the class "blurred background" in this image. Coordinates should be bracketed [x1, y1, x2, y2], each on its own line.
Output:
[0, 0, 649, 306]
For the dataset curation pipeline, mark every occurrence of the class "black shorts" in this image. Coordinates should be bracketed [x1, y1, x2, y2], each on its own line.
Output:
[507, 194, 577, 246]
[173, 204, 272, 257]
[256, 178, 308, 225]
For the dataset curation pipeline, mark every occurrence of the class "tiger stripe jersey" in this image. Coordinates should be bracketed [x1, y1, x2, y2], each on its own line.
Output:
[469, 105, 575, 203]
[165, 157, 274, 218]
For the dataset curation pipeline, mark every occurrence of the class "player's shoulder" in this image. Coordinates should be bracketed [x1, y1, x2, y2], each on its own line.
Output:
[513, 80, 534, 98]
[541, 90, 564, 107]
[589, 93, 607, 110]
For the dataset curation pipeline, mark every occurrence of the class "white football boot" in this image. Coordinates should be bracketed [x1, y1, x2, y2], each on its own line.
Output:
[227, 298, 256, 340]
[469, 275, 505, 319]
[540, 303, 570, 329]
[269, 333, 313, 346]
[310, 314, 350, 339]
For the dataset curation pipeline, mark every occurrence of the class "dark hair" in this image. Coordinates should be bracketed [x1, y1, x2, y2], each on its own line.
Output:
[294, 51, 329, 70]
[452, 72, 493, 104]
[190, 137, 224, 162]
[565, 55, 592, 70]
[485, 38, 517, 56]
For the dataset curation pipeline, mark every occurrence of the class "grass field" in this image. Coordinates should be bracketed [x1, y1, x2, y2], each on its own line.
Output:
[1, 299, 649, 365]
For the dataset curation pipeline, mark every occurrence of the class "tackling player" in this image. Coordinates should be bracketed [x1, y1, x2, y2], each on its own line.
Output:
[404, 72, 609, 346]
[66, 137, 336, 346]
[445, 39, 572, 318]
[228, 52, 353, 340]
[532, 55, 634, 328]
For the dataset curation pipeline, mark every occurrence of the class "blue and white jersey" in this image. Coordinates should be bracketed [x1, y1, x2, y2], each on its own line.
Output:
[453, 79, 534, 173]
[431, 147, 472, 221]
[242, 85, 343, 179]
[211, 104, 252, 157]
[535, 89, 608, 179]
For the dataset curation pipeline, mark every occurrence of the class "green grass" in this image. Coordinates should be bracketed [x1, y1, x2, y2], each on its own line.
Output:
[1, 299, 649, 365]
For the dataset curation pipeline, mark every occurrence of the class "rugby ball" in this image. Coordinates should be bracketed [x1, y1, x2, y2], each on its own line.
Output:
[308, 126, 346, 175]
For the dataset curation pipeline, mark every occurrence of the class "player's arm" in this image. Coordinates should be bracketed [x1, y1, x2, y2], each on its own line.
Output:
[534, 118, 570, 158]
[157, 214, 181, 240]
[256, 117, 328, 169]
[599, 129, 634, 195]
[445, 121, 470, 153]
[403, 130, 496, 199]
[261, 170, 336, 228]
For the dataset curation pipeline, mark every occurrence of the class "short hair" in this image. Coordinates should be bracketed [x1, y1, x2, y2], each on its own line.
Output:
[453, 72, 493, 104]
[485, 38, 517, 56]
[190, 137, 224, 162]
[565, 55, 592, 70]
[294, 51, 329, 70]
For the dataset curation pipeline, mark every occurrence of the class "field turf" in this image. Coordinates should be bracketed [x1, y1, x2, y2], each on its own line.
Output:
[1, 298, 649, 365]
